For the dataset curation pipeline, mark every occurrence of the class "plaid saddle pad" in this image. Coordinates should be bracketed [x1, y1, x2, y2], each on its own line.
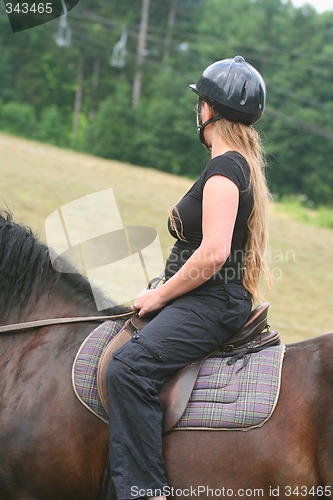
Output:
[72, 321, 285, 430]
[72, 320, 123, 423]
[175, 345, 285, 430]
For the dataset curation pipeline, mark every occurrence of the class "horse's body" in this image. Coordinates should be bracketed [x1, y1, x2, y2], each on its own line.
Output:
[0, 211, 332, 500]
[165, 334, 333, 499]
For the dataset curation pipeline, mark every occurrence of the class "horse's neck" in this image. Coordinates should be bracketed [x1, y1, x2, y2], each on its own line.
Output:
[2, 288, 93, 326]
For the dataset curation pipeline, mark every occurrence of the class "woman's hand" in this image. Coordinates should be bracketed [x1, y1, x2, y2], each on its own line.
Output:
[132, 288, 167, 317]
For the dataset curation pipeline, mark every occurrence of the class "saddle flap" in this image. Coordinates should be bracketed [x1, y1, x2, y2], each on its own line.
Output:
[158, 355, 209, 433]
[97, 322, 133, 414]
[97, 319, 207, 433]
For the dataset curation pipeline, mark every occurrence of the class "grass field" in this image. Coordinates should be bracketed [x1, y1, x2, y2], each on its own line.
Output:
[0, 131, 332, 344]
[275, 197, 333, 230]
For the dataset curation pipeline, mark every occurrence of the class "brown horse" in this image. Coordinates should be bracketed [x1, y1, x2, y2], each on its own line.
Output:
[0, 210, 332, 500]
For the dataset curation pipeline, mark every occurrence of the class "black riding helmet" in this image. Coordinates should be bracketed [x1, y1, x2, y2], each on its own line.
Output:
[189, 55, 266, 148]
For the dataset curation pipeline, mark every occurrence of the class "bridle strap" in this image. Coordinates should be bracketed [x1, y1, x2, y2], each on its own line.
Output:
[0, 311, 134, 334]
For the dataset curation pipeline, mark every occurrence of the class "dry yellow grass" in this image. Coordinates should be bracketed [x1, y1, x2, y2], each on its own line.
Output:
[0, 131, 332, 343]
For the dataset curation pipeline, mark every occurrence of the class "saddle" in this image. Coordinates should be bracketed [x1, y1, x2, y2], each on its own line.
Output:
[97, 301, 280, 433]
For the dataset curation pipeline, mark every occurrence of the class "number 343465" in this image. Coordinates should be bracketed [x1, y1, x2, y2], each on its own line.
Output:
[5, 3, 53, 14]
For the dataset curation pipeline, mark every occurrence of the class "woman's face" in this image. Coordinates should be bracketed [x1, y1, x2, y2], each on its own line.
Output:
[195, 98, 202, 129]
[201, 102, 212, 123]
[195, 98, 215, 149]
[196, 99, 211, 128]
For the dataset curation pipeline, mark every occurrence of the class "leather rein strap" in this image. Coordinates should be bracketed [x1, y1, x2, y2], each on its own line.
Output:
[0, 311, 134, 334]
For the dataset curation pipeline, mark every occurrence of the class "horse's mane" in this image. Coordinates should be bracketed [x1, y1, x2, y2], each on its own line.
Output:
[0, 210, 126, 320]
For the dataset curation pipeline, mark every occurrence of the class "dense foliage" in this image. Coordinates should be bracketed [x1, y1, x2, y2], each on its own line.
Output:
[0, 0, 333, 204]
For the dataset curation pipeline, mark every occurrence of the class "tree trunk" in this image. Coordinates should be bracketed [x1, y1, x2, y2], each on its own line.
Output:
[132, 0, 150, 107]
[72, 54, 85, 140]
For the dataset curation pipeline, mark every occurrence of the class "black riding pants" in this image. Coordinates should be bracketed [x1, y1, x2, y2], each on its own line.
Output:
[106, 283, 251, 500]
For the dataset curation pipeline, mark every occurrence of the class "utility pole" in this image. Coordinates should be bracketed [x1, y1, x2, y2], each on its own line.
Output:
[132, 0, 150, 107]
[89, 56, 100, 121]
[163, 0, 177, 63]
[72, 54, 85, 141]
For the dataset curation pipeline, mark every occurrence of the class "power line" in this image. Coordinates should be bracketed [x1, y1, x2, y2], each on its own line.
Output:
[56, 5, 333, 140]
[265, 107, 333, 140]
[71, 7, 333, 75]
[67, 27, 333, 135]
[68, 22, 333, 115]
[269, 84, 333, 111]
[68, 14, 333, 83]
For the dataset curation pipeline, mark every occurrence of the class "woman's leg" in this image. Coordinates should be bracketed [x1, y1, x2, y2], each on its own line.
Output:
[107, 287, 251, 500]
[107, 349, 168, 500]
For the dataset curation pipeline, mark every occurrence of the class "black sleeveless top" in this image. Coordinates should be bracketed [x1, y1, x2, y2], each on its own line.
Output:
[164, 151, 253, 287]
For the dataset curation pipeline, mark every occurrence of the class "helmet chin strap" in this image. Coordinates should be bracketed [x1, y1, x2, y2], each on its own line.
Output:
[197, 98, 223, 150]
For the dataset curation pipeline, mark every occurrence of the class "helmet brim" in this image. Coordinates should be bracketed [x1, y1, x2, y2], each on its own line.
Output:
[189, 84, 200, 95]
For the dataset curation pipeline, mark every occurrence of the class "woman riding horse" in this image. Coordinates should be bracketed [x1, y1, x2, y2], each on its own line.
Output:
[106, 55, 271, 500]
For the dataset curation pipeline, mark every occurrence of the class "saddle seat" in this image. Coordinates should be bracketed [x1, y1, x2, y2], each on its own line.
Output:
[97, 301, 280, 433]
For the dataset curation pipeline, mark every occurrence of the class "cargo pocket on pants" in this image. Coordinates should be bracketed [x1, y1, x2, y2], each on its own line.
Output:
[219, 284, 252, 333]
[113, 336, 169, 378]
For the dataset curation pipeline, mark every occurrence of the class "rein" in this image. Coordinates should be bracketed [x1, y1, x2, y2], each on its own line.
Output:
[0, 311, 134, 334]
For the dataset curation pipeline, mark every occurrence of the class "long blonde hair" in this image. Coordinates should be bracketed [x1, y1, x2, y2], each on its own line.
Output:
[169, 116, 272, 304]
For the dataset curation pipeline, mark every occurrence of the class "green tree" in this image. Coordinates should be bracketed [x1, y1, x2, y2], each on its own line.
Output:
[0, 101, 37, 137]
[89, 80, 134, 162]
[1, 0, 333, 204]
